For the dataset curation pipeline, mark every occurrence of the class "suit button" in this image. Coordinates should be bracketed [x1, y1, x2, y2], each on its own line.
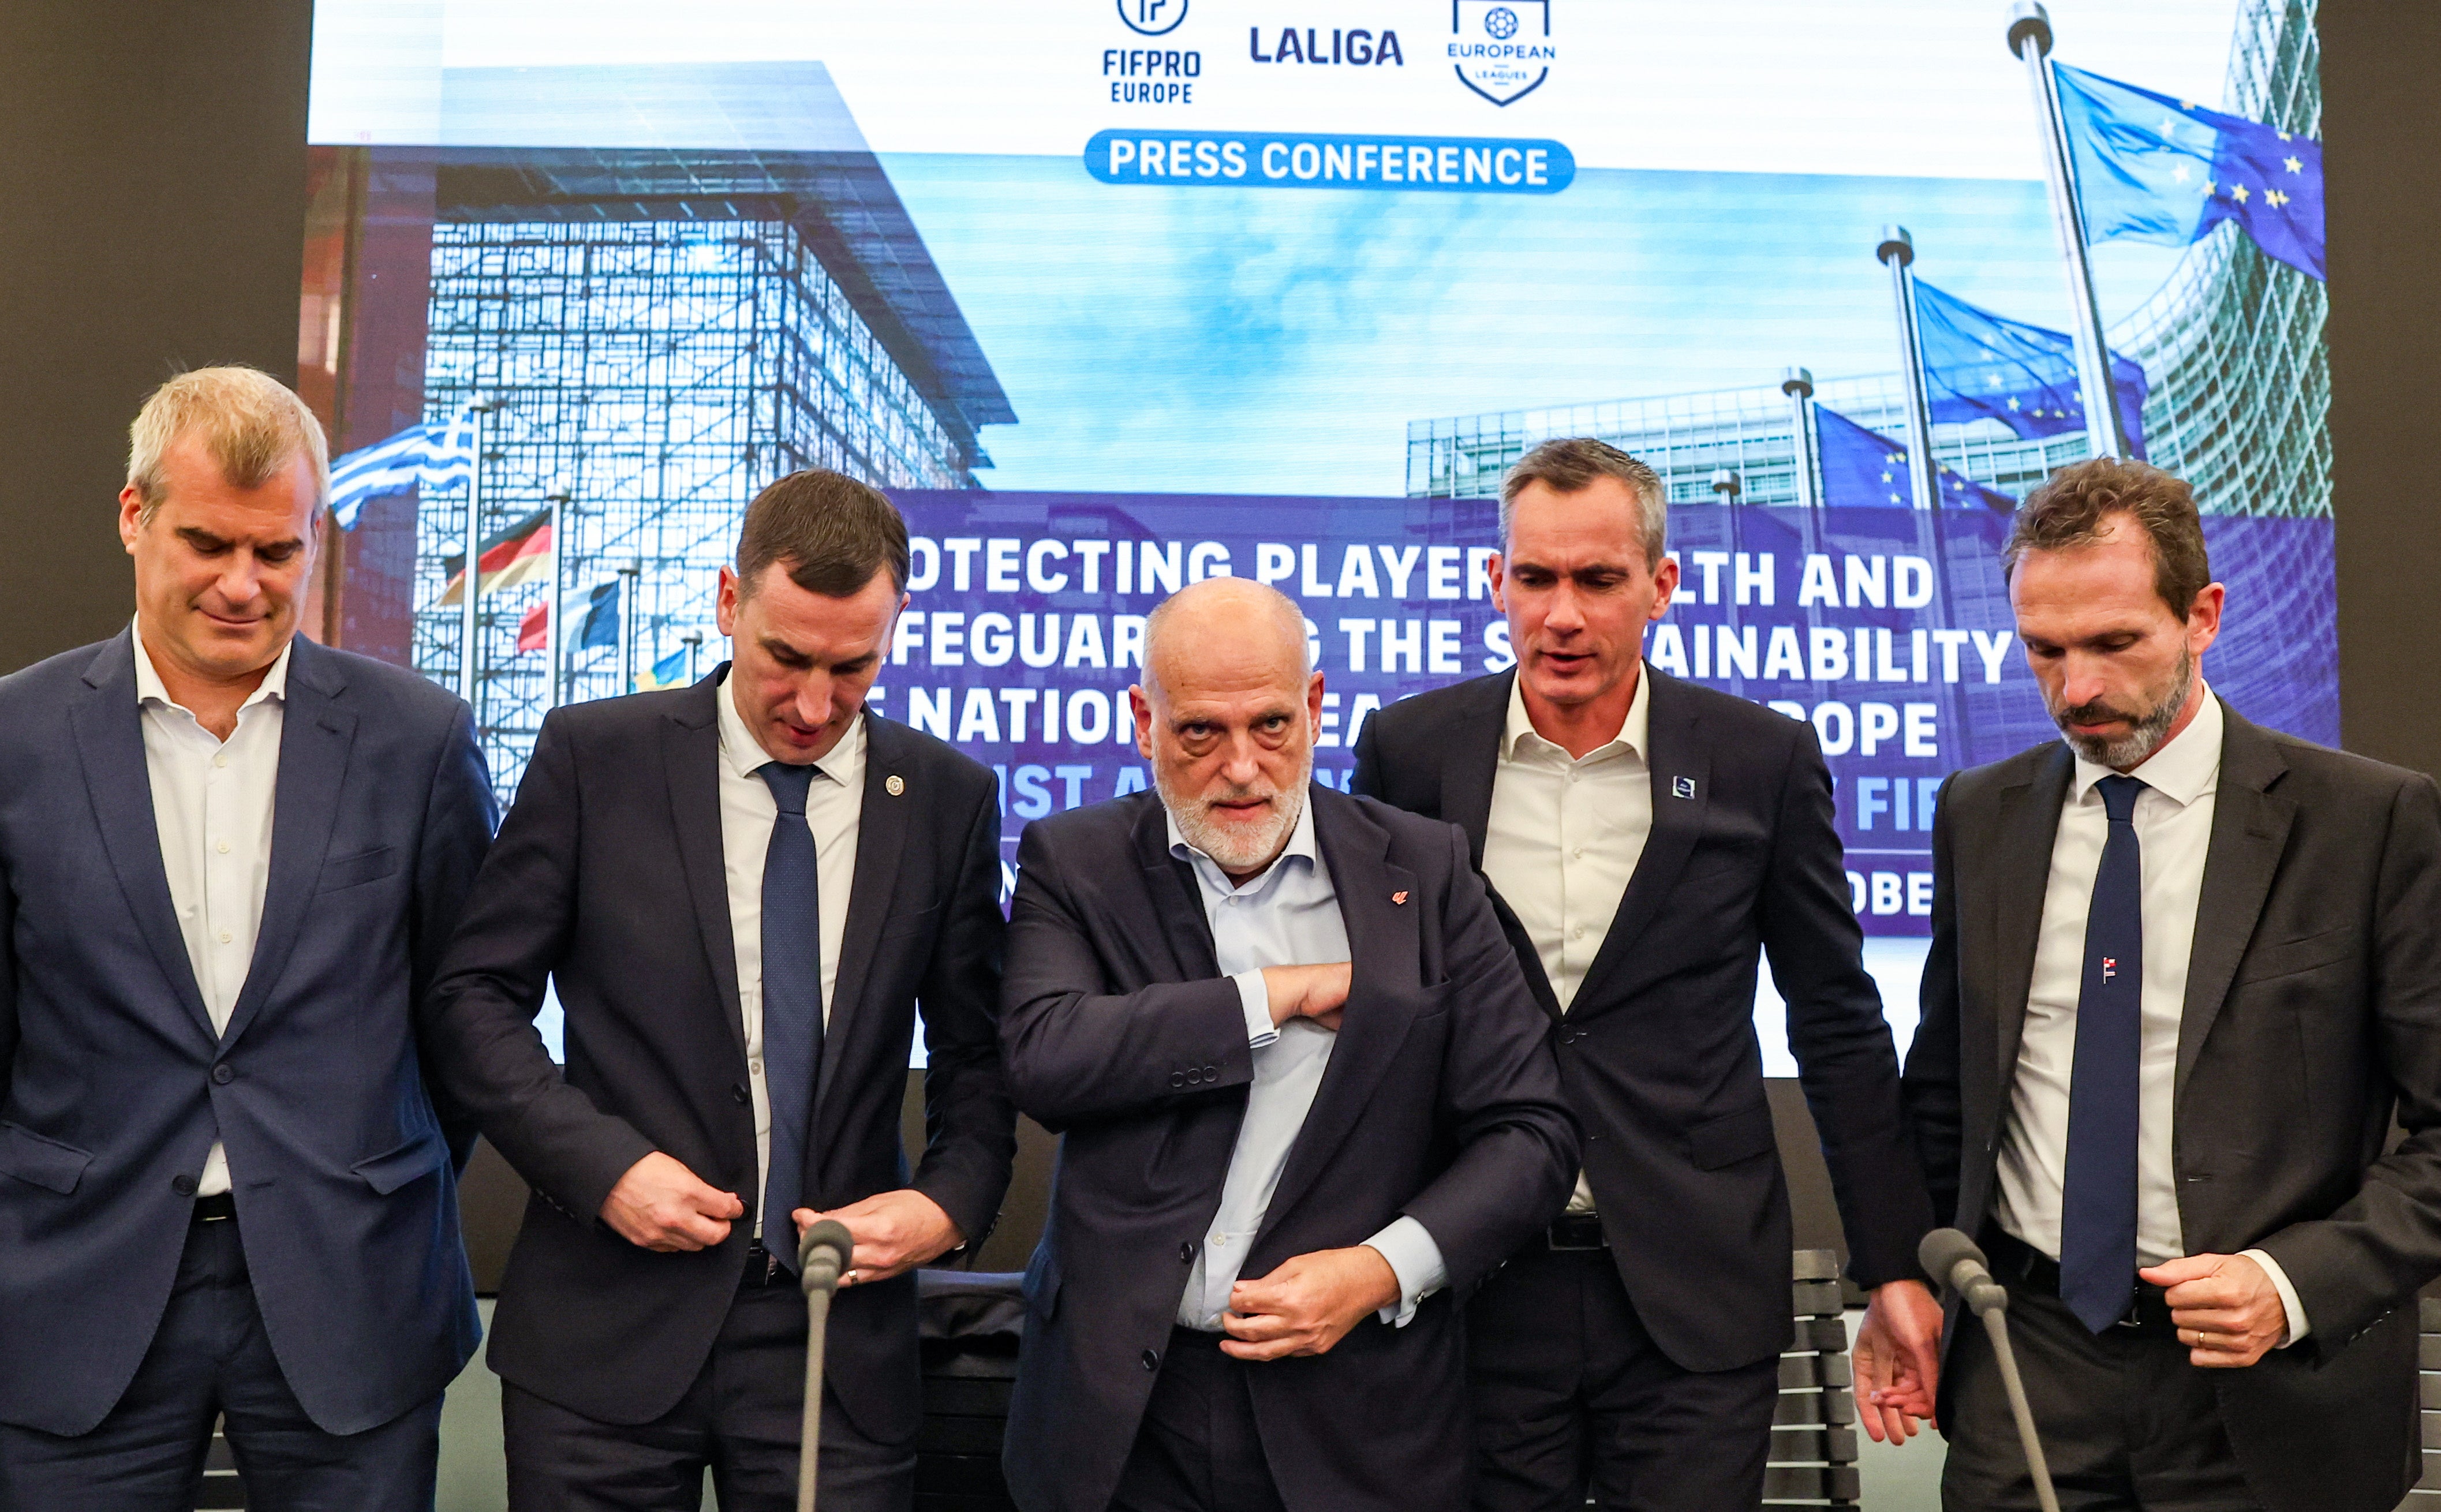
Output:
[1169, 1072, 1186, 1088]
[1202, 1065, 1217, 1079]
[211, 1064, 234, 1085]
[1180, 1241, 1195, 1263]
[732, 1084, 750, 1105]
[1141, 1349, 1160, 1371]
[172, 1174, 199, 1196]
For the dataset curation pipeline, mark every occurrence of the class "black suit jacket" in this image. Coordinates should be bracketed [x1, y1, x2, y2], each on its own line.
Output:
[425, 670, 1015, 1442]
[1355, 667, 1934, 1370]
[1903, 703, 2441, 1512]
[998, 786, 1577, 1512]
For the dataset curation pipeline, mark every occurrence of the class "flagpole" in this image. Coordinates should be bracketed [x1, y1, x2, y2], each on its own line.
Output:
[1875, 226, 1939, 512]
[682, 630, 703, 684]
[617, 562, 640, 693]
[544, 491, 569, 712]
[459, 405, 490, 710]
[2008, 1, 2130, 460]
[1781, 367, 1819, 510]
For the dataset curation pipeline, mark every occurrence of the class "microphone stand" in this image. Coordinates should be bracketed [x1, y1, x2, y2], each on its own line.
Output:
[797, 1219, 854, 1512]
[1921, 1229, 2061, 1512]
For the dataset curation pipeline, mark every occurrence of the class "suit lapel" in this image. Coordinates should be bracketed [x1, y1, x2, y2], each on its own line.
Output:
[1573, 671, 1709, 1000]
[1134, 799, 1221, 980]
[2174, 707, 2292, 1101]
[1258, 790, 1418, 1238]
[1437, 671, 1509, 866]
[1988, 746, 2073, 1093]
[220, 640, 356, 1049]
[664, 679, 747, 1057]
[69, 631, 214, 1041]
[817, 715, 912, 1113]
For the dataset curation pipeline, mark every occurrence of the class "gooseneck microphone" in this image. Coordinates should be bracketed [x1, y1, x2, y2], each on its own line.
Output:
[1919, 1228, 2061, 1512]
[797, 1219, 856, 1512]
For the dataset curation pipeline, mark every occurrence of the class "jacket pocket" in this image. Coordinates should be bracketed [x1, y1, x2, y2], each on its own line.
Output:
[0, 1123, 95, 1194]
[2233, 927, 2357, 987]
[318, 844, 401, 893]
[879, 903, 940, 942]
[352, 1132, 450, 1194]
[1685, 1104, 1778, 1172]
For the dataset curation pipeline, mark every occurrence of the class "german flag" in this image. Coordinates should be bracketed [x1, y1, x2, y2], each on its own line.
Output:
[438, 507, 552, 605]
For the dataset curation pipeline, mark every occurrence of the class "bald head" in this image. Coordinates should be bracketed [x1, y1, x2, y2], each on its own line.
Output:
[1132, 577, 1323, 881]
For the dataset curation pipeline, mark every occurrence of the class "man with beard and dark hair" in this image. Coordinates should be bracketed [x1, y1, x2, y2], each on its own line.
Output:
[997, 577, 1577, 1512]
[1894, 457, 2441, 1512]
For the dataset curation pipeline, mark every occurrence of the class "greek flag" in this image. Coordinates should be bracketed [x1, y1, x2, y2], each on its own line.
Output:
[327, 406, 477, 530]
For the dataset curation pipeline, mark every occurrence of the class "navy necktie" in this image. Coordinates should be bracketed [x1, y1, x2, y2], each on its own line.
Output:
[758, 762, 824, 1260]
[2060, 773, 2145, 1333]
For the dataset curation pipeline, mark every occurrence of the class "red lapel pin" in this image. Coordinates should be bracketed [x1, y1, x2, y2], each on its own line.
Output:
[1392, 890, 1408, 905]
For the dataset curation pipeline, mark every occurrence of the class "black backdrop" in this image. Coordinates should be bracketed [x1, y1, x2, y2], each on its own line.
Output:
[5, 0, 2436, 1283]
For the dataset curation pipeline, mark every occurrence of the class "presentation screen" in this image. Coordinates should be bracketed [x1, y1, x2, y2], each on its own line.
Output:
[302, 1, 2333, 1071]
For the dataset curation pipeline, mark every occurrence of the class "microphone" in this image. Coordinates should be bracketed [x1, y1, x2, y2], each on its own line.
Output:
[798, 1218, 854, 1296]
[1917, 1227, 2061, 1512]
[794, 1217, 857, 1512]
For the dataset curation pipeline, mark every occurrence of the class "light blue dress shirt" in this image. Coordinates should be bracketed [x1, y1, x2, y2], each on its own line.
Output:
[1169, 792, 1448, 1332]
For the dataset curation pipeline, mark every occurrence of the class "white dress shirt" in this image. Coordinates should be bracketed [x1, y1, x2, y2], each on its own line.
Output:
[715, 671, 863, 1240]
[1171, 795, 1448, 1331]
[1994, 688, 2307, 1343]
[1479, 665, 1652, 1214]
[133, 620, 290, 1199]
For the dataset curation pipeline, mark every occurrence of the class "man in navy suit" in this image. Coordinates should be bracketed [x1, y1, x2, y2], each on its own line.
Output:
[0, 368, 495, 1510]
[999, 577, 1578, 1512]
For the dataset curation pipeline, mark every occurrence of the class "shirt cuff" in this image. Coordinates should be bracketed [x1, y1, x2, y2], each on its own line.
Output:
[2239, 1249, 2310, 1346]
[1363, 1216, 1448, 1328]
[1233, 970, 1279, 1049]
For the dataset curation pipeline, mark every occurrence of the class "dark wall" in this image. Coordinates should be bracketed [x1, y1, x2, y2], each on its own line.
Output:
[0, 0, 315, 673]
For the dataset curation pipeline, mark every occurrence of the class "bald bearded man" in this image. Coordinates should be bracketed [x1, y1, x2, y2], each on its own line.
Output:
[997, 578, 1578, 1512]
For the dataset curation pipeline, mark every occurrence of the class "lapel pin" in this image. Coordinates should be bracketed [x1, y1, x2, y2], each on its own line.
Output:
[1392, 890, 1408, 905]
[1672, 776, 1695, 799]
[885, 774, 905, 796]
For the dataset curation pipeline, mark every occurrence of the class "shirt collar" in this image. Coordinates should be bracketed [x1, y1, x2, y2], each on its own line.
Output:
[2068, 682, 2222, 809]
[1502, 660, 1650, 764]
[715, 667, 865, 790]
[1167, 784, 1322, 897]
[130, 616, 291, 716]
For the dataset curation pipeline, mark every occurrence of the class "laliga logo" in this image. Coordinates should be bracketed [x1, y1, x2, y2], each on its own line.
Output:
[1119, 0, 1188, 36]
[1451, 0, 1553, 106]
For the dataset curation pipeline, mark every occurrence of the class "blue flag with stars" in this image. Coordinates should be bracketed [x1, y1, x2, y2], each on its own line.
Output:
[2055, 63, 2324, 282]
[1916, 280, 2149, 461]
[1816, 406, 2016, 513]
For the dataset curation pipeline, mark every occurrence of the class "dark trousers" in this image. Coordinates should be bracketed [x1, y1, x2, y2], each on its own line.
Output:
[1108, 1328, 1288, 1512]
[1943, 1278, 2260, 1512]
[1466, 1244, 1779, 1512]
[501, 1281, 914, 1512]
[0, 1212, 443, 1512]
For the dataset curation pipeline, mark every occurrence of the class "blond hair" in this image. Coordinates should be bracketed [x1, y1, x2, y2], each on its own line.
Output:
[126, 366, 330, 523]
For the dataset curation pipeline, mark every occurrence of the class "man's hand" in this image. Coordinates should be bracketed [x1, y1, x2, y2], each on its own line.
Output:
[791, 1189, 963, 1288]
[2139, 1252, 2288, 1368]
[1219, 1245, 1401, 1361]
[1261, 961, 1352, 1031]
[1853, 1278, 1945, 1443]
[600, 1152, 743, 1253]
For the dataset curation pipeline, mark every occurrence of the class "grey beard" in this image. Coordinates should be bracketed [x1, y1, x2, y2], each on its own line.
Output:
[1156, 754, 1313, 875]
[2053, 649, 2193, 770]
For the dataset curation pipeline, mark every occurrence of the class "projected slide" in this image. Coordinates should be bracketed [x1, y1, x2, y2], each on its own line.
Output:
[298, 0, 2331, 1068]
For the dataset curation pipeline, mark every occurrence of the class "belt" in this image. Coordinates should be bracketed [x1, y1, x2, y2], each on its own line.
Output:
[1983, 1226, 2177, 1339]
[1546, 1212, 1608, 1251]
[740, 1242, 794, 1289]
[192, 1193, 235, 1223]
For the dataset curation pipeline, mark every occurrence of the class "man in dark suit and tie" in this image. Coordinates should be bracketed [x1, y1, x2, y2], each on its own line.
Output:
[425, 470, 1014, 1511]
[999, 575, 1578, 1512]
[1352, 437, 1941, 1509]
[1898, 458, 2441, 1512]
[0, 367, 496, 1508]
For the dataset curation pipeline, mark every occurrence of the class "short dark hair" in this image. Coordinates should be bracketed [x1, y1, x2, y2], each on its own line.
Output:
[1500, 437, 1667, 567]
[736, 469, 909, 598]
[2003, 457, 2211, 619]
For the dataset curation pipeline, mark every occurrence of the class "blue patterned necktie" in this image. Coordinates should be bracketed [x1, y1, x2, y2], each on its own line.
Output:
[758, 761, 824, 1261]
[2061, 773, 2145, 1333]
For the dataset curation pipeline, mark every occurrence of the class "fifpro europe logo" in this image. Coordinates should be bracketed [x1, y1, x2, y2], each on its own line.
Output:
[1118, 0, 1188, 36]
[1451, 1, 1552, 106]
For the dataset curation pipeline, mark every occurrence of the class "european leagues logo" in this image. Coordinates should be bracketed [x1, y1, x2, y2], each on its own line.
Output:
[1451, 1, 1551, 106]
[1118, 0, 1188, 36]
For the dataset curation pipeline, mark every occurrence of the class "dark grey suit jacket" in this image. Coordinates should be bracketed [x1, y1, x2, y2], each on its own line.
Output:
[998, 785, 1578, 1512]
[1903, 702, 2441, 1512]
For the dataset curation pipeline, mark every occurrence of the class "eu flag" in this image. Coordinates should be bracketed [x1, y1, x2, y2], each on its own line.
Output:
[1916, 280, 2148, 461]
[577, 581, 620, 652]
[2054, 63, 2324, 282]
[1816, 406, 2015, 513]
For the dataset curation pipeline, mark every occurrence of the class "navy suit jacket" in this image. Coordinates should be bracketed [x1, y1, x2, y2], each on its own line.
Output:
[424, 671, 1015, 1443]
[999, 786, 1577, 1512]
[0, 630, 494, 1436]
[1355, 668, 1934, 1370]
